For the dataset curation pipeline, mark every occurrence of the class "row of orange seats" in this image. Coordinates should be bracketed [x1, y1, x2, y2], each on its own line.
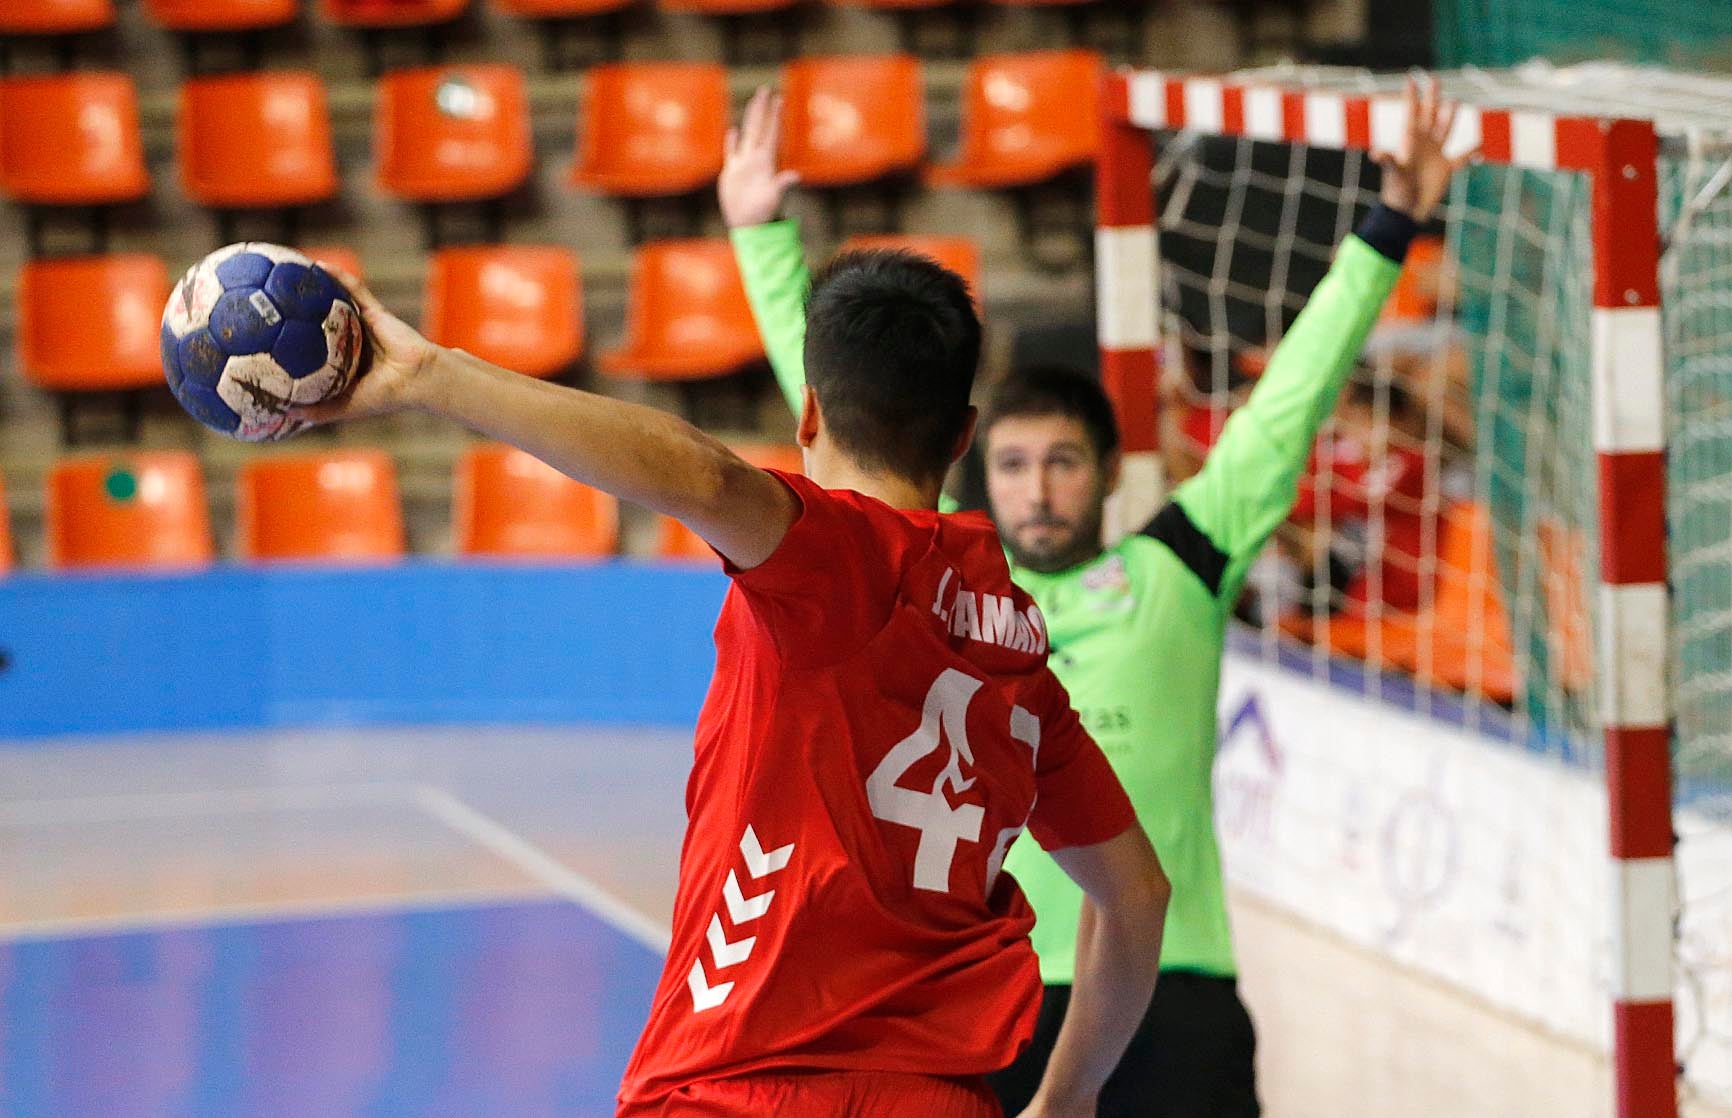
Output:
[16, 233, 978, 396]
[4, 0, 1093, 36]
[1281, 502, 1593, 707]
[0, 52, 1101, 211]
[0, 443, 806, 574]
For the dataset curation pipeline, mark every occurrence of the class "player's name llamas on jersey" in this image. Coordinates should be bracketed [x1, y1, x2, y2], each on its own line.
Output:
[932, 566, 1050, 655]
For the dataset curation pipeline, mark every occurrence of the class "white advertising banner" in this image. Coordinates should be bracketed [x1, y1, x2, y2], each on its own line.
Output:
[1215, 650, 1732, 1102]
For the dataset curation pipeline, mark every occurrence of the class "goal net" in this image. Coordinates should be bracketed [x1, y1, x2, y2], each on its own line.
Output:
[1094, 61, 1732, 1116]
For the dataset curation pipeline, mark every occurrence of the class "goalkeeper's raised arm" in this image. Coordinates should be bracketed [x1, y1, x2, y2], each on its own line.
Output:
[721, 87, 811, 418]
[1163, 75, 1474, 606]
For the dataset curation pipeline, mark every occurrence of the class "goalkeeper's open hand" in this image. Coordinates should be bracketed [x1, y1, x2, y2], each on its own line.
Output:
[1375, 74, 1476, 223]
[719, 86, 802, 229]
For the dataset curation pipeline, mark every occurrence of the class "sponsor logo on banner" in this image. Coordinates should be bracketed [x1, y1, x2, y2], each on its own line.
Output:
[1217, 693, 1279, 846]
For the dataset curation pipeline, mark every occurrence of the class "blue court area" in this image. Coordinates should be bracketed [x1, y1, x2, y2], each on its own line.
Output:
[0, 564, 725, 1117]
[0, 718, 699, 1118]
[1, 897, 663, 1118]
[0, 566, 725, 1113]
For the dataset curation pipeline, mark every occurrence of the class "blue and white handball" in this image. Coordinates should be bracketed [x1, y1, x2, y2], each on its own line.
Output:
[161, 243, 364, 442]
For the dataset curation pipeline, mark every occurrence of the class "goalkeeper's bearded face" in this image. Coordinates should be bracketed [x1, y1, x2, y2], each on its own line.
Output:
[983, 413, 1117, 574]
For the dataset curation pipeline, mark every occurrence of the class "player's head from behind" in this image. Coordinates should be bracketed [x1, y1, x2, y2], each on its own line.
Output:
[798, 250, 981, 491]
[982, 366, 1121, 574]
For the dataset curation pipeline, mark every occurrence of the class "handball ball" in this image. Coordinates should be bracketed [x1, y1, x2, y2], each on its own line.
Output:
[161, 243, 364, 442]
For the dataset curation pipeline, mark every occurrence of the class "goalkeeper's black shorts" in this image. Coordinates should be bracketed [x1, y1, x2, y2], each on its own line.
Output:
[986, 972, 1260, 1118]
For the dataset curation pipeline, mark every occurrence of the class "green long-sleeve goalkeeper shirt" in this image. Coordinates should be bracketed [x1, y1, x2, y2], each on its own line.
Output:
[731, 210, 1410, 981]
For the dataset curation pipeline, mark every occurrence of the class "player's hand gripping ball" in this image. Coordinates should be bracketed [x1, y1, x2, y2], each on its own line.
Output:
[160, 243, 365, 442]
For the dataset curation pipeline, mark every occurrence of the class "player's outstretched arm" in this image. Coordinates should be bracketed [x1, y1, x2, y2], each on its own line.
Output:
[722, 86, 810, 418]
[1158, 76, 1473, 605]
[1022, 824, 1170, 1118]
[290, 271, 799, 570]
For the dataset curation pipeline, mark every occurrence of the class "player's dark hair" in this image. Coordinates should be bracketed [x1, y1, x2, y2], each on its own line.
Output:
[982, 365, 1121, 462]
[804, 250, 981, 484]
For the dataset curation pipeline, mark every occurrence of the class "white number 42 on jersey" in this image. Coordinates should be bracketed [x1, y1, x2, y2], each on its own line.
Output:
[866, 669, 1040, 896]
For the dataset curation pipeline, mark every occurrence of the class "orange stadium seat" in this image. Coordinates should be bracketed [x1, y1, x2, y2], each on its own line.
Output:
[321, 0, 467, 25]
[0, 73, 149, 206]
[927, 50, 1102, 189]
[454, 443, 619, 559]
[1296, 604, 1413, 674]
[570, 62, 728, 198]
[778, 55, 925, 187]
[46, 452, 214, 571]
[658, 0, 795, 14]
[840, 233, 981, 306]
[0, 473, 12, 575]
[144, 0, 297, 30]
[301, 244, 365, 280]
[654, 515, 717, 564]
[1538, 517, 1594, 694]
[376, 65, 533, 203]
[17, 255, 169, 392]
[236, 450, 405, 564]
[827, 0, 951, 9]
[178, 72, 337, 210]
[423, 245, 584, 379]
[599, 240, 764, 381]
[1406, 502, 1517, 702]
[1383, 235, 1446, 322]
[1305, 501, 1517, 703]
[0, 0, 113, 34]
[494, 0, 632, 14]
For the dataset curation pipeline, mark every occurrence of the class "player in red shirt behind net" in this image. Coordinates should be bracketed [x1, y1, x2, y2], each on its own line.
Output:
[291, 242, 1171, 1116]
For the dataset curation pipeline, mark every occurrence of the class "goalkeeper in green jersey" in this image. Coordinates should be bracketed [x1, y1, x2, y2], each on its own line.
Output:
[720, 77, 1469, 1117]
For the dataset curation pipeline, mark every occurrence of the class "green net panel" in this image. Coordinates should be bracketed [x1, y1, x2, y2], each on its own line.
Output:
[1435, 0, 1732, 69]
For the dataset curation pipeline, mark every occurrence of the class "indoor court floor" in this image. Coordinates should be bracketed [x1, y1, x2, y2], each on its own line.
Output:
[0, 727, 683, 1117]
[2, 725, 1726, 1118]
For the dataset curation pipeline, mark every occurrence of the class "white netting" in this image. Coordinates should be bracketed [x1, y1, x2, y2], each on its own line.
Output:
[1138, 62, 1732, 1110]
[1664, 138, 1732, 1109]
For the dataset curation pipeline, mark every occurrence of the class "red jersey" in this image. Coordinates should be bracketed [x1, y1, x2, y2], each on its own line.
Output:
[617, 472, 1136, 1114]
[1295, 435, 1435, 610]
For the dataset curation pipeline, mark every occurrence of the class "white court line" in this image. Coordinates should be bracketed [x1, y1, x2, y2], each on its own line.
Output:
[414, 784, 673, 955]
[0, 886, 557, 944]
[0, 782, 413, 827]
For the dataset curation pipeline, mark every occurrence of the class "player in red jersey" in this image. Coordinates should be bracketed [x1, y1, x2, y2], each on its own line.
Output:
[293, 245, 1170, 1115]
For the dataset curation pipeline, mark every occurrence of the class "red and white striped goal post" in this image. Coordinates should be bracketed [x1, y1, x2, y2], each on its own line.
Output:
[1092, 69, 1676, 1118]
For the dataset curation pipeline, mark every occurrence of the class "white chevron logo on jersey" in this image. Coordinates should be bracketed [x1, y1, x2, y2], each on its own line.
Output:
[686, 959, 733, 1012]
[741, 824, 794, 877]
[707, 914, 755, 967]
[722, 869, 773, 923]
[689, 825, 795, 1013]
